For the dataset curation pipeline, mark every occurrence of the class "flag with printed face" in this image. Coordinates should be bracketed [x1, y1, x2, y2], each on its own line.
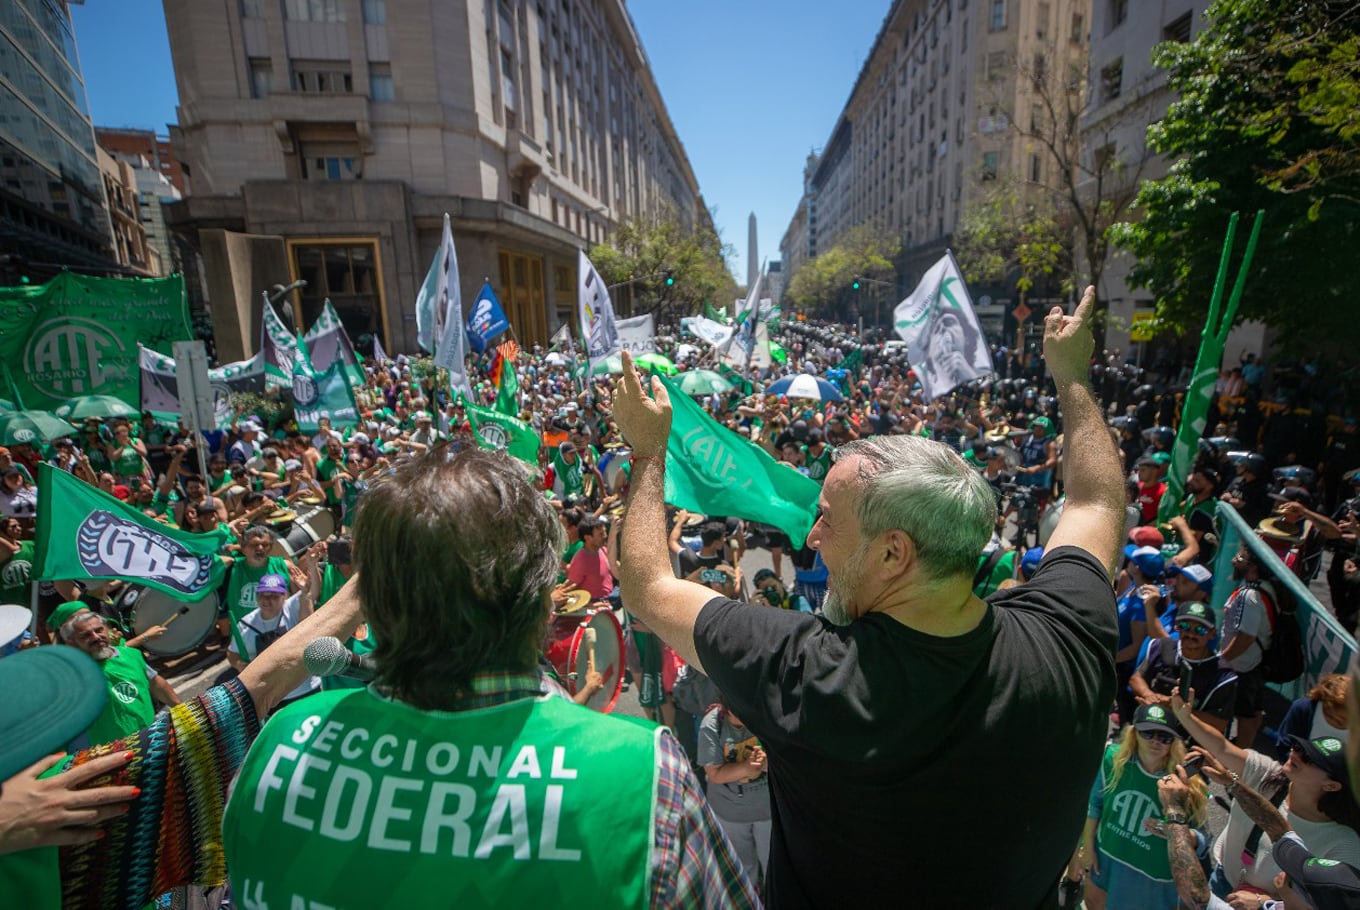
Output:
[416, 213, 459, 356]
[304, 299, 364, 390]
[578, 249, 619, 371]
[893, 252, 994, 401]
[34, 463, 229, 598]
[260, 297, 297, 392]
[465, 282, 510, 355]
[658, 373, 819, 542]
[291, 333, 358, 433]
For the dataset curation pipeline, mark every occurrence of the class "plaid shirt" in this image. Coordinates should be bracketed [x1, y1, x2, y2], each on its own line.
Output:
[455, 670, 761, 908]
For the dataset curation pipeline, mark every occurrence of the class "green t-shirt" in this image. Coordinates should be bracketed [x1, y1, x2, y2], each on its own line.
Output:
[225, 557, 292, 624]
[85, 646, 157, 749]
[316, 457, 345, 506]
[804, 445, 834, 484]
[972, 548, 1017, 598]
[558, 539, 585, 583]
[109, 445, 145, 478]
[0, 540, 34, 605]
[223, 689, 659, 906]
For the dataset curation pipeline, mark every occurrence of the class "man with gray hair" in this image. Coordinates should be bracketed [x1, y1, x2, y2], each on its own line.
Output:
[612, 286, 1125, 907]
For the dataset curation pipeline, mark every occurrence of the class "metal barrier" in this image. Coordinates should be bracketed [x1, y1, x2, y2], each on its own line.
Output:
[1210, 501, 1356, 701]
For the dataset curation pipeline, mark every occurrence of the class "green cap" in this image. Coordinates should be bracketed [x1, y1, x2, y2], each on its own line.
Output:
[1150, 451, 1173, 466]
[1031, 416, 1053, 433]
[45, 600, 89, 632]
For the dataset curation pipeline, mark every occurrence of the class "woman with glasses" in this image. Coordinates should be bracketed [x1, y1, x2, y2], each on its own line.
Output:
[1171, 687, 1360, 906]
[1067, 703, 1210, 910]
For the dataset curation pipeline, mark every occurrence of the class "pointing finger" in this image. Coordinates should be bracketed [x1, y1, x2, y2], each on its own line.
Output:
[619, 351, 644, 399]
[1074, 285, 1096, 322]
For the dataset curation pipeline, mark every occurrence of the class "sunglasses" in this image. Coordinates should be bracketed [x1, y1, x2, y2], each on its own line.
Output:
[1138, 729, 1177, 745]
[1175, 621, 1213, 635]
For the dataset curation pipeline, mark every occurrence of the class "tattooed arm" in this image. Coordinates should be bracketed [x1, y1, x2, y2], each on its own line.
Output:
[1159, 770, 1212, 910]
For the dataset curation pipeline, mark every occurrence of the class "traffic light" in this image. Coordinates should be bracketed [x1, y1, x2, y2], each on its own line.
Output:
[852, 277, 861, 290]
[663, 270, 675, 287]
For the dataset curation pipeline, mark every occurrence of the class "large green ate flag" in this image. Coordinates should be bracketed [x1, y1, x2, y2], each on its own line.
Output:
[658, 374, 820, 542]
[465, 398, 541, 466]
[34, 463, 228, 598]
[292, 333, 359, 433]
[0, 272, 190, 410]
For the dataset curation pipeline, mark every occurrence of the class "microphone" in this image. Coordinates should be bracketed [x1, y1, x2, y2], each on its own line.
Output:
[303, 636, 376, 682]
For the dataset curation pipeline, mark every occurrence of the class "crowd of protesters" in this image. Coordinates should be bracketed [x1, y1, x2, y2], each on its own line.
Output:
[2, 309, 1359, 909]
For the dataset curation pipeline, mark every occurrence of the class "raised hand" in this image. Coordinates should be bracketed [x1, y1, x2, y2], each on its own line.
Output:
[611, 351, 673, 458]
[1044, 285, 1096, 384]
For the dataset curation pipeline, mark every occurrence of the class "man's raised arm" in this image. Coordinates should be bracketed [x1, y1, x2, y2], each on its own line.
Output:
[612, 352, 716, 673]
[1041, 286, 1127, 577]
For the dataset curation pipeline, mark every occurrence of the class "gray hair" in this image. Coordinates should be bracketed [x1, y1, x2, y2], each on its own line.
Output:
[242, 524, 276, 544]
[58, 609, 99, 643]
[837, 435, 997, 581]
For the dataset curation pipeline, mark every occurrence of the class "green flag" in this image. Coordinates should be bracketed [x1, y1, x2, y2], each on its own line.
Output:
[465, 398, 541, 466]
[493, 342, 520, 417]
[1158, 212, 1264, 522]
[292, 332, 359, 433]
[0, 272, 190, 411]
[34, 463, 228, 598]
[658, 374, 819, 542]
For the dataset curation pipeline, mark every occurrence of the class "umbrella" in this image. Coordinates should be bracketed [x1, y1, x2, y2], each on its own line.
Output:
[582, 352, 678, 377]
[55, 395, 141, 421]
[0, 410, 80, 445]
[677, 370, 734, 396]
[543, 351, 569, 366]
[764, 374, 845, 402]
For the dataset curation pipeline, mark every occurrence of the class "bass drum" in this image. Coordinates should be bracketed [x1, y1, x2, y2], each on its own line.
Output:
[544, 608, 624, 713]
[271, 504, 337, 558]
[1038, 495, 1065, 546]
[119, 585, 219, 658]
[598, 447, 631, 494]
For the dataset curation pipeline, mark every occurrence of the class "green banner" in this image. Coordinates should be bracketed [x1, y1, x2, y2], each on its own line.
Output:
[465, 398, 541, 466]
[658, 373, 820, 542]
[494, 353, 520, 417]
[1158, 213, 1263, 522]
[0, 272, 190, 410]
[34, 463, 228, 598]
[292, 333, 358, 433]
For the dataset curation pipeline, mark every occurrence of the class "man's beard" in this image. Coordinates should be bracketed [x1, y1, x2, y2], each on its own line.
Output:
[822, 540, 872, 627]
[93, 644, 117, 661]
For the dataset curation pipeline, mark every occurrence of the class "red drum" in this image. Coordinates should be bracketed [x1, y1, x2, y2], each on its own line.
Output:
[544, 608, 624, 713]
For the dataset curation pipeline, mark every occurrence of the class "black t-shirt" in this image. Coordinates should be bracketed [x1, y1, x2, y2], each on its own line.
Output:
[693, 546, 1117, 908]
[677, 547, 722, 578]
[1136, 637, 1238, 721]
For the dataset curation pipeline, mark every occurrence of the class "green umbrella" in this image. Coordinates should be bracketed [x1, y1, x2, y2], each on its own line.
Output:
[55, 395, 141, 422]
[677, 370, 734, 396]
[581, 352, 678, 377]
[0, 410, 80, 445]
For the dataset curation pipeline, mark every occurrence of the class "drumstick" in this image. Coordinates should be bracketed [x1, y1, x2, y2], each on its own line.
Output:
[584, 626, 597, 675]
[160, 605, 191, 628]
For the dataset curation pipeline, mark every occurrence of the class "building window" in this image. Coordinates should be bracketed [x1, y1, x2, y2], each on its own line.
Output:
[369, 73, 394, 101]
[1109, 0, 1128, 29]
[304, 156, 362, 180]
[291, 242, 383, 344]
[1100, 58, 1123, 103]
[1071, 12, 1085, 43]
[1036, 2, 1050, 38]
[1163, 12, 1192, 43]
[981, 151, 999, 180]
[249, 59, 272, 98]
[362, 0, 387, 25]
[989, 0, 1006, 31]
[987, 50, 1008, 81]
[241, 0, 265, 17]
[1030, 153, 1042, 182]
[284, 0, 346, 22]
[293, 64, 353, 93]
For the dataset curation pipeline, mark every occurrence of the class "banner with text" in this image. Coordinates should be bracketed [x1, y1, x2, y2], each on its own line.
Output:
[616, 313, 657, 355]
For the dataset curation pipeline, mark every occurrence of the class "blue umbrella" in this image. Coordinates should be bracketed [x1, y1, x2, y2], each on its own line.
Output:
[764, 374, 844, 401]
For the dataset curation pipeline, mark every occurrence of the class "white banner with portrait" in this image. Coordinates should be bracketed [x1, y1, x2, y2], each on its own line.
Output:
[893, 251, 995, 401]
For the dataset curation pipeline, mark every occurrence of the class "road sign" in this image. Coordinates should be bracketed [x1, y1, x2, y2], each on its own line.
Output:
[1012, 301, 1032, 323]
[1130, 309, 1157, 342]
[172, 341, 215, 434]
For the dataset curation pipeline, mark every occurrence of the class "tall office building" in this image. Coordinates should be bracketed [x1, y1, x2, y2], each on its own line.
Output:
[781, 0, 1089, 334]
[164, 0, 702, 358]
[0, 0, 117, 278]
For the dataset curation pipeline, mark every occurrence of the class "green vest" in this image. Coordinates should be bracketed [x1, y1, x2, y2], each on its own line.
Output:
[0, 843, 59, 909]
[804, 446, 834, 483]
[1096, 743, 1173, 881]
[110, 445, 144, 477]
[85, 647, 157, 748]
[226, 557, 292, 623]
[316, 457, 345, 506]
[0, 540, 34, 605]
[552, 452, 585, 496]
[223, 689, 659, 905]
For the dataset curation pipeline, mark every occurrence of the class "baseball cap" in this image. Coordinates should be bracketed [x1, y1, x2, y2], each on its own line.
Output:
[1020, 546, 1045, 579]
[1272, 831, 1360, 910]
[45, 600, 90, 632]
[1167, 563, 1215, 595]
[284, 459, 303, 472]
[1287, 735, 1350, 785]
[1270, 486, 1315, 507]
[256, 573, 289, 596]
[1135, 455, 1159, 468]
[350, 432, 370, 446]
[1122, 544, 1165, 579]
[1031, 416, 1053, 433]
[0, 647, 109, 780]
[1132, 703, 1179, 738]
[1173, 599, 1217, 629]
[753, 568, 779, 586]
[1149, 451, 1173, 466]
[1128, 526, 1166, 548]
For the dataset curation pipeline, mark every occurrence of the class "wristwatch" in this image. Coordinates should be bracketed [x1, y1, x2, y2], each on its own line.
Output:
[1162, 811, 1190, 826]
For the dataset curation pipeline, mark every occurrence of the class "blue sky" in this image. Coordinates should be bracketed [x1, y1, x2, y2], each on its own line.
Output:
[70, 0, 891, 283]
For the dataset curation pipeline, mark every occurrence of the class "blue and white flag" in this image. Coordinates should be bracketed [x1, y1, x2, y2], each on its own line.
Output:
[465, 281, 510, 354]
[577, 249, 619, 372]
[893, 251, 994, 401]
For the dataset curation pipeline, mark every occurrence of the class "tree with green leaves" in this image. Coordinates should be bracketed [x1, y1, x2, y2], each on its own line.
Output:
[784, 224, 900, 319]
[955, 179, 1074, 305]
[1113, 0, 1360, 350]
[588, 208, 735, 322]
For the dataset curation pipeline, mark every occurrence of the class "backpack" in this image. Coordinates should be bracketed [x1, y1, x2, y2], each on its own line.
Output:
[1255, 580, 1305, 684]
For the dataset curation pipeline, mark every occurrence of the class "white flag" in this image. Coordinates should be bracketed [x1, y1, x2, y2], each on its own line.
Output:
[893, 251, 994, 401]
[616, 313, 656, 355]
[721, 265, 767, 369]
[577, 249, 619, 370]
[683, 316, 735, 350]
[550, 322, 573, 350]
[416, 213, 458, 355]
[373, 334, 389, 363]
[433, 285, 472, 399]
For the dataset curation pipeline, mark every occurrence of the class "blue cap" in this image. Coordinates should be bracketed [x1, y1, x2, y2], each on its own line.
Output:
[1020, 547, 1044, 579]
[1122, 544, 1165, 579]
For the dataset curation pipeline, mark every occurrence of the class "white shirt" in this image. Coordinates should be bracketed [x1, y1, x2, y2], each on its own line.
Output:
[228, 593, 319, 702]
